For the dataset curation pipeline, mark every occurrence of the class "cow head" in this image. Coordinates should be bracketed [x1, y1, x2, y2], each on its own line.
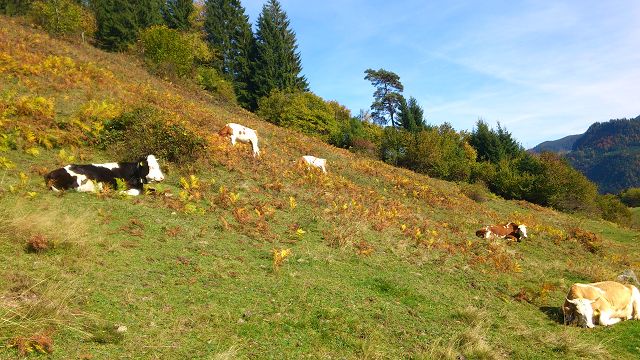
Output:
[143, 155, 165, 182]
[517, 224, 528, 239]
[218, 125, 233, 137]
[566, 298, 596, 328]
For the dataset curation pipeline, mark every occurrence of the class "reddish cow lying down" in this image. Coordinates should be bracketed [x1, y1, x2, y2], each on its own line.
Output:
[218, 123, 260, 157]
[44, 155, 165, 196]
[475, 222, 527, 241]
[563, 281, 640, 328]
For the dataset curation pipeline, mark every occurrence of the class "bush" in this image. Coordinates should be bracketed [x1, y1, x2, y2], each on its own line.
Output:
[460, 182, 491, 203]
[29, 0, 94, 37]
[377, 125, 477, 181]
[568, 227, 604, 254]
[99, 107, 205, 164]
[620, 188, 640, 208]
[195, 66, 236, 103]
[596, 194, 631, 224]
[257, 90, 340, 141]
[138, 25, 212, 78]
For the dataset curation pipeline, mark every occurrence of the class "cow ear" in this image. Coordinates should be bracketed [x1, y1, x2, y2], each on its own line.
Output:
[567, 298, 578, 305]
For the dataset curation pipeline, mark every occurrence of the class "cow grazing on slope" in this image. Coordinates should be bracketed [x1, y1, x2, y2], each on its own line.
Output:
[475, 222, 528, 241]
[44, 155, 165, 196]
[218, 123, 260, 157]
[301, 155, 327, 174]
[563, 281, 640, 328]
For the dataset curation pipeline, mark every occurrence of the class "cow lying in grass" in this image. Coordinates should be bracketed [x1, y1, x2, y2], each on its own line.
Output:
[475, 222, 527, 241]
[301, 155, 327, 174]
[44, 155, 165, 196]
[218, 123, 260, 157]
[563, 281, 640, 328]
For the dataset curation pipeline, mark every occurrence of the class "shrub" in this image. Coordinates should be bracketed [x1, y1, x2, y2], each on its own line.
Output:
[620, 187, 640, 208]
[139, 25, 212, 78]
[329, 116, 366, 149]
[99, 107, 205, 164]
[568, 227, 603, 254]
[25, 233, 51, 253]
[257, 89, 340, 141]
[461, 182, 490, 203]
[392, 125, 476, 182]
[195, 66, 236, 103]
[596, 194, 631, 224]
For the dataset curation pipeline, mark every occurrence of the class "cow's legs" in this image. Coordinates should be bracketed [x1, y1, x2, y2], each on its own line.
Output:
[599, 312, 621, 326]
[251, 140, 259, 156]
[230, 135, 237, 145]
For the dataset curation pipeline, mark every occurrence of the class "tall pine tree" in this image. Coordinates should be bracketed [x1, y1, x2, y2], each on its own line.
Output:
[364, 68, 404, 127]
[253, 0, 308, 101]
[204, 0, 256, 109]
[162, 0, 193, 31]
[92, 0, 163, 51]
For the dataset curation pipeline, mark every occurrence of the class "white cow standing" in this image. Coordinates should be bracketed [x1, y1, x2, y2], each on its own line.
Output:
[301, 155, 327, 174]
[218, 123, 260, 157]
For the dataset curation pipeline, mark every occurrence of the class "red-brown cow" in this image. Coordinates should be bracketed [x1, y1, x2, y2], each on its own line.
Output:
[475, 222, 528, 241]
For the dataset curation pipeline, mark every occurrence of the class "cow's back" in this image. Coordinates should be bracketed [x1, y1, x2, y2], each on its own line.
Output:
[592, 281, 633, 310]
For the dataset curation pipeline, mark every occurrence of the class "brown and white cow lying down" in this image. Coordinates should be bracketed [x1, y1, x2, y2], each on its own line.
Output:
[218, 123, 260, 157]
[563, 281, 640, 328]
[475, 222, 528, 241]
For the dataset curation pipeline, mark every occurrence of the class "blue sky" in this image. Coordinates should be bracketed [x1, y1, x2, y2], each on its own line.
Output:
[242, 1, 640, 147]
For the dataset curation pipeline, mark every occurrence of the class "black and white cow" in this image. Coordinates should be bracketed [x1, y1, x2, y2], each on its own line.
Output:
[44, 155, 165, 196]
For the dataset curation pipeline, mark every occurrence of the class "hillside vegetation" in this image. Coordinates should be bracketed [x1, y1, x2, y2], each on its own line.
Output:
[529, 134, 581, 154]
[566, 116, 640, 194]
[2, 17, 640, 359]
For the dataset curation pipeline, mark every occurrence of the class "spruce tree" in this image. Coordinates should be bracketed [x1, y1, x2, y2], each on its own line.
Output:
[204, 0, 256, 109]
[92, 0, 163, 51]
[162, 0, 193, 31]
[253, 0, 308, 101]
[399, 97, 425, 132]
[398, 97, 415, 132]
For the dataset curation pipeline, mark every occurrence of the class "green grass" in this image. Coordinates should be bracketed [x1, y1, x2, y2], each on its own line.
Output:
[1, 15, 640, 359]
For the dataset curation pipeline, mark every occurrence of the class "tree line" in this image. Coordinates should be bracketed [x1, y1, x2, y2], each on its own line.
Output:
[2, 0, 307, 111]
[1, 0, 632, 224]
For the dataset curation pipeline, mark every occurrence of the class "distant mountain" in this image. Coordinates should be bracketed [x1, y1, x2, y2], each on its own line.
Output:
[530, 116, 640, 193]
[529, 134, 582, 154]
[564, 116, 640, 194]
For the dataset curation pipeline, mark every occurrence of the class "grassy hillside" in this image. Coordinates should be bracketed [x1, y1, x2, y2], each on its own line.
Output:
[2, 16, 640, 359]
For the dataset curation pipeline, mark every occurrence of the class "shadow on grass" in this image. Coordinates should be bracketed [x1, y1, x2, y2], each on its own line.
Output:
[539, 306, 564, 324]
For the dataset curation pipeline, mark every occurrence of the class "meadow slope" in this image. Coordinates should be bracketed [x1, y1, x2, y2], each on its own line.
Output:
[1, 16, 640, 359]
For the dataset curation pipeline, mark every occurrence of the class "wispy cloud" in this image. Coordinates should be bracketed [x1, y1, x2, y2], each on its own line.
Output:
[242, 0, 640, 146]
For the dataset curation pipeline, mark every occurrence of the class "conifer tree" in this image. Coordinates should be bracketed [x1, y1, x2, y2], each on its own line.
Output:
[399, 96, 424, 132]
[92, 0, 163, 51]
[162, 0, 193, 31]
[364, 68, 404, 127]
[204, 0, 256, 109]
[253, 0, 308, 100]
